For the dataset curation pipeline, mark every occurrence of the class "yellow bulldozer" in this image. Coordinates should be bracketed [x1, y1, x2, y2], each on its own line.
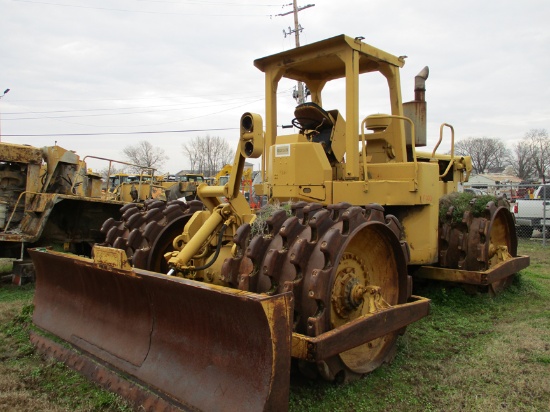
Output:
[102, 172, 166, 203]
[29, 35, 528, 411]
[158, 172, 206, 201]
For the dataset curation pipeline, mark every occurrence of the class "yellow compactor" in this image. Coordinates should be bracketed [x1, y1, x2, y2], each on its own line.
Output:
[30, 35, 528, 411]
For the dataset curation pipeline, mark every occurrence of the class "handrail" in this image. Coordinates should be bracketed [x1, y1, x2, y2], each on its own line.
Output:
[431, 123, 455, 178]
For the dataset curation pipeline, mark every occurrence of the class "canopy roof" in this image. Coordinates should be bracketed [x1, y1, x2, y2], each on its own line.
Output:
[253, 34, 405, 83]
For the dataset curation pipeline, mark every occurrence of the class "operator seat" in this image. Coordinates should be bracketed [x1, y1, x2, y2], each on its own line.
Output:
[293, 102, 334, 131]
[293, 102, 337, 163]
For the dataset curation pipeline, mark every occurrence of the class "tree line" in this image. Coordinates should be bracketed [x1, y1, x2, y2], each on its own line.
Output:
[117, 129, 549, 183]
[454, 128, 548, 181]
[180, 135, 233, 177]
[117, 135, 233, 178]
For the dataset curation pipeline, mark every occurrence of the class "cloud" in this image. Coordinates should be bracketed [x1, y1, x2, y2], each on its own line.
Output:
[1, 0, 549, 174]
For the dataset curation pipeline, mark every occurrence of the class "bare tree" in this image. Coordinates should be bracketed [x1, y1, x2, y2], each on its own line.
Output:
[182, 135, 233, 176]
[454, 137, 510, 174]
[182, 137, 203, 173]
[122, 140, 168, 174]
[523, 129, 550, 183]
[510, 140, 536, 181]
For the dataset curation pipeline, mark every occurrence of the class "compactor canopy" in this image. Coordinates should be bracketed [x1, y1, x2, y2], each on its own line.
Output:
[255, 35, 409, 181]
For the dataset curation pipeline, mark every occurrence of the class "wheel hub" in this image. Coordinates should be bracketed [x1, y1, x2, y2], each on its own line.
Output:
[331, 253, 368, 319]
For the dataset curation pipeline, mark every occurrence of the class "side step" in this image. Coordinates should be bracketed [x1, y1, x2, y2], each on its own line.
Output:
[30, 248, 293, 412]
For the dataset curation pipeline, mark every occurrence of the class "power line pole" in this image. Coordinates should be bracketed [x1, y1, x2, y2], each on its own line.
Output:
[278, 1, 315, 104]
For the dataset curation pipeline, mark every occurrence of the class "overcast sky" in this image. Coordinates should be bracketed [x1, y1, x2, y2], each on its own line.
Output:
[1, 0, 549, 174]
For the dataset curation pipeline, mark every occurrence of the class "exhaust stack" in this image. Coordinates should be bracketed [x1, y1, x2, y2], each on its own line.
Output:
[403, 66, 429, 147]
[414, 66, 429, 102]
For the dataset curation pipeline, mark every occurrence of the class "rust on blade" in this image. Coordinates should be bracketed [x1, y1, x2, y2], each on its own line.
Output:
[30, 248, 293, 412]
[30, 331, 188, 412]
[31, 250, 153, 367]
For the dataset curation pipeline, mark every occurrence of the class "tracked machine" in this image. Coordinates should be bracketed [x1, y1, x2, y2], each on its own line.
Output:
[30, 35, 527, 411]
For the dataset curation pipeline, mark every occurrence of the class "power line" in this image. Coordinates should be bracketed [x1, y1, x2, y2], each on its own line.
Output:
[4, 89, 293, 119]
[12, 0, 277, 16]
[3, 127, 240, 137]
[130, 0, 281, 6]
[2, 88, 294, 129]
[4, 93, 267, 114]
[8, 89, 267, 102]
[3, 97, 265, 119]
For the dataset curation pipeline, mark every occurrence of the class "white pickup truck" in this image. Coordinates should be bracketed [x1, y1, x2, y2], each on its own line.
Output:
[511, 184, 550, 237]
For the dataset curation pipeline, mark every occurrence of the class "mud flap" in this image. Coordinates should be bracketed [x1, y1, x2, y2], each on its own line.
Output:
[30, 248, 293, 412]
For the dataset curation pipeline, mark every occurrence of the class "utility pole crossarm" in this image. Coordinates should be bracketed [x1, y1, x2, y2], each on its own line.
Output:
[276, 4, 315, 17]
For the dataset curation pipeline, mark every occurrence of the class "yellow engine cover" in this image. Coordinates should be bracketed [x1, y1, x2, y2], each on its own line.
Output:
[268, 140, 332, 202]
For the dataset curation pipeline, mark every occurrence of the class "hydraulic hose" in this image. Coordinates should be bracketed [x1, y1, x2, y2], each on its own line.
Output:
[193, 223, 228, 271]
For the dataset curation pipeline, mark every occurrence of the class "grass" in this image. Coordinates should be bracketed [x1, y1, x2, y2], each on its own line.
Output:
[0, 285, 131, 411]
[439, 192, 501, 223]
[289, 241, 550, 411]
[0, 258, 14, 274]
[0, 240, 549, 411]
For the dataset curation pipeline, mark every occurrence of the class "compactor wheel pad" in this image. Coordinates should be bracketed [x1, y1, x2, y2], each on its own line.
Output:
[100, 199, 204, 272]
[439, 198, 518, 295]
[245, 202, 410, 381]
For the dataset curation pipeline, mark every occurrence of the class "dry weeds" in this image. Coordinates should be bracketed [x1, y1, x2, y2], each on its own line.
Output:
[0, 298, 65, 411]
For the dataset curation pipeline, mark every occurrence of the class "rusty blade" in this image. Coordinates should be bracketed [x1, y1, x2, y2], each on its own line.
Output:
[30, 248, 293, 412]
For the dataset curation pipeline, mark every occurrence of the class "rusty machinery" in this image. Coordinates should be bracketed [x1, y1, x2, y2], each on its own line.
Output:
[0, 142, 129, 283]
[0, 143, 188, 283]
[102, 171, 203, 203]
[156, 172, 207, 201]
[29, 35, 528, 411]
